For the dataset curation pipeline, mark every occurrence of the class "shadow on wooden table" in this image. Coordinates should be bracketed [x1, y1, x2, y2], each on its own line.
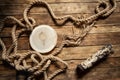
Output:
[76, 56, 110, 79]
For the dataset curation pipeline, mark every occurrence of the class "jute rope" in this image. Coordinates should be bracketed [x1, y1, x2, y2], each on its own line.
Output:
[0, 0, 116, 80]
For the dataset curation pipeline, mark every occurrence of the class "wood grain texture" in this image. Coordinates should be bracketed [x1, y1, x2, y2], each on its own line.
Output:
[0, 2, 119, 15]
[0, 0, 120, 80]
[0, 0, 120, 4]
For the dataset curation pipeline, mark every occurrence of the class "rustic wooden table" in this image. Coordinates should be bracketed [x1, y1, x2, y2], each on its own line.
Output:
[0, 0, 120, 80]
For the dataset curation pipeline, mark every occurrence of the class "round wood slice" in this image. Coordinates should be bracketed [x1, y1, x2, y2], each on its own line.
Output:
[29, 25, 57, 53]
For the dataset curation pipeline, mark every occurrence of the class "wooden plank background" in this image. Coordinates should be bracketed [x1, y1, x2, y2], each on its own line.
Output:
[0, 0, 120, 80]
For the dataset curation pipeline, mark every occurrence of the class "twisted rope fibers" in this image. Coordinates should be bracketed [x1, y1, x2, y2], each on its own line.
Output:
[0, 0, 116, 80]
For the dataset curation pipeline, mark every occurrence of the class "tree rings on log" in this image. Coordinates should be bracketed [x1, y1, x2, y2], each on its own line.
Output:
[29, 25, 57, 53]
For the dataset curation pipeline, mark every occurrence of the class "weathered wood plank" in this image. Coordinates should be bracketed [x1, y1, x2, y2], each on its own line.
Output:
[0, 0, 120, 4]
[1, 32, 120, 49]
[0, 65, 16, 80]
[0, 45, 120, 60]
[0, 13, 119, 26]
[1, 37, 30, 50]
[59, 45, 120, 60]
[0, 0, 120, 80]
[1, 25, 120, 38]
[5, 45, 120, 59]
[55, 59, 120, 80]
[0, 57, 120, 80]
[0, 67, 120, 80]
[57, 67, 120, 80]
[1, 24, 120, 49]
[58, 58, 120, 80]
[0, 2, 119, 15]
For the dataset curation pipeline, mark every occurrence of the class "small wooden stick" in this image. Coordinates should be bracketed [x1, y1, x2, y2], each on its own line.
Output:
[76, 44, 113, 74]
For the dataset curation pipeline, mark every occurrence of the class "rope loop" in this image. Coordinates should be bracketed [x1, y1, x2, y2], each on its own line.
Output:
[0, 0, 116, 80]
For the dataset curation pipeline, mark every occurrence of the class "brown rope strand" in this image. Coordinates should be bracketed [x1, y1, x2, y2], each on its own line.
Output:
[0, 0, 116, 80]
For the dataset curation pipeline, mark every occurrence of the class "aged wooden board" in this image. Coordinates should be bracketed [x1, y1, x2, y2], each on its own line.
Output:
[0, 2, 120, 14]
[0, 0, 120, 4]
[1, 13, 120, 26]
[0, 0, 120, 80]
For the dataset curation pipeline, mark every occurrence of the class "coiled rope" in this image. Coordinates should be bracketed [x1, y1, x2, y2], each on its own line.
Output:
[0, 0, 116, 80]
